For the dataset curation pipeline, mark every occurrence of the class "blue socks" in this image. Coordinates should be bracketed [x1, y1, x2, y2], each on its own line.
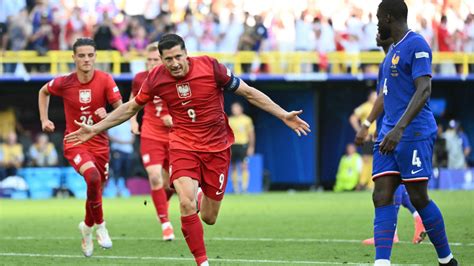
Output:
[418, 200, 452, 259]
[374, 205, 398, 260]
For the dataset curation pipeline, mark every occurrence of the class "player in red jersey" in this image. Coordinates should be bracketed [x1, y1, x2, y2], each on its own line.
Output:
[130, 42, 175, 241]
[65, 34, 310, 265]
[38, 38, 122, 257]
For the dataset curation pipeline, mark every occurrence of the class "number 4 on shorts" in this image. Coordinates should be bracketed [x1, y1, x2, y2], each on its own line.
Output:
[412, 149, 422, 167]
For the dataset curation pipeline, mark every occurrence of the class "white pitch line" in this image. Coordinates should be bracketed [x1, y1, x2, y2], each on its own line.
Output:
[0, 252, 372, 265]
[0, 236, 472, 246]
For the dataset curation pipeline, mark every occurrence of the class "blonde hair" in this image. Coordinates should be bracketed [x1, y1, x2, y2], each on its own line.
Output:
[146, 42, 159, 52]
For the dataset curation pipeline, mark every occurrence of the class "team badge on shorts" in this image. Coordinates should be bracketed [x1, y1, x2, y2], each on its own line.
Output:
[79, 89, 92, 103]
[176, 83, 191, 98]
[73, 154, 82, 165]
[142, 154, 150, 164]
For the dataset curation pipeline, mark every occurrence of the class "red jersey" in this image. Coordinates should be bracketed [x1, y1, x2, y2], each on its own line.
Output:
[135, 56, 240, 152]
[131, 70, 170, 142]
[47, 70, 122, 152]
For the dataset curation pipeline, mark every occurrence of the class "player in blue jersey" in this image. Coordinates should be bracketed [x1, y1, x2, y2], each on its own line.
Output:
[357, 34, 426, 246]
[365, 1, 458, 265]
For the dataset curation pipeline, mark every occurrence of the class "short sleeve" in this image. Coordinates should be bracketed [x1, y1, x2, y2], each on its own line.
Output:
[212, 58, 240, 92]
[134, 78, 152, 106]
[411, 38, 432, 80]
[105, 75, 122, 104]
[47, 77, 63, 96]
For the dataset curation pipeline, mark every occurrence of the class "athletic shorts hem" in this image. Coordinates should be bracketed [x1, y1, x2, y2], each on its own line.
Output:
[372, 171, 401, 180]
[401, 177, 429, 182]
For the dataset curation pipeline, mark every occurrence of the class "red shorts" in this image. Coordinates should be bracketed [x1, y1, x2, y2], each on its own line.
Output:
[63, 147, 109, 182]
[140, 137, 169, 169]
[169, 148, 231, 201]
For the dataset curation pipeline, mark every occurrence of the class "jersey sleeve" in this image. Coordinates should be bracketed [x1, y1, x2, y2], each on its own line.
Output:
[105, 74, 122, 104]
[410, 38, 432, 80]
[212, 58, 240, 92]
[46, 76, 63, 96]
[134, 78, 153, 106]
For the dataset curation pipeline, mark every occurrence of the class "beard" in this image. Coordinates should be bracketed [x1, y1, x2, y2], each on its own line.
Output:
[378, 27, 391, 41]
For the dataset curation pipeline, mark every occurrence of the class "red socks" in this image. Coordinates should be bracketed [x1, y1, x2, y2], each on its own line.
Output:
[181, 213, 207, 265]
[151, 188, 169, 223]
[83, 167, 103, 226]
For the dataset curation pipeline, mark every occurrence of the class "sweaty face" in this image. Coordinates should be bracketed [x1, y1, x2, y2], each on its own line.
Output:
[376, 7, 391, 41]
[73, 46, 96, 73]
[146, 50, 162, 70]
[160, 45, 189, 78]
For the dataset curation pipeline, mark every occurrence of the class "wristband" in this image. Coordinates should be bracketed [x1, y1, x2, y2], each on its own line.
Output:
[362, 119, 372, 128]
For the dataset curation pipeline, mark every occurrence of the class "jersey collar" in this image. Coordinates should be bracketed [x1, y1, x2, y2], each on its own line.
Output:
[392, 30, 413, 48]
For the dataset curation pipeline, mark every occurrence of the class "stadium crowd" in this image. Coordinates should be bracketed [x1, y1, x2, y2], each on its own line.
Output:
[1, 0, 474, 74]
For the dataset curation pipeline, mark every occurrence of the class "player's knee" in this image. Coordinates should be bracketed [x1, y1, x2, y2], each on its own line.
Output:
[372, 189, 392, 207]
[149, 174, 163, 189]
[179, 197, 197, 215]
[406, 192, 429, 210]
[201, 215, 217, 225]
[85, 167, 101, 187]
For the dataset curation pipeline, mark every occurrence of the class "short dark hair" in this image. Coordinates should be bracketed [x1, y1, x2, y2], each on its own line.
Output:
[72, 38, 96, 53]
[379, 0, 408, 21]
[158, 33, 186, 55]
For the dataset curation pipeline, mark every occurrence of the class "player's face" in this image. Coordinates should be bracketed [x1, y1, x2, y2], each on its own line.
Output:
[160, 45, 189, 78]
[376, 7, 391, 41]
[73, 45, 96, 73]
[146, 50, 162, 70]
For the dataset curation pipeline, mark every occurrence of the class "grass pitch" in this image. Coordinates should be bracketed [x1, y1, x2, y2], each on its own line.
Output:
[0, 191, 473, 265]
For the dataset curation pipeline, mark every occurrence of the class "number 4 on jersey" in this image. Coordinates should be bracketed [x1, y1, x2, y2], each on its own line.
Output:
[412, 149, 422, 167]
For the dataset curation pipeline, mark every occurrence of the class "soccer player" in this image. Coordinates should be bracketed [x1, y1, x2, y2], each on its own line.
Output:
[357, 36, 426, 245]
[129, 42, 175, 241]
[65, 33, 310, 265]
[228, 101, 255, 194]
[367, 1, 457, 265]
[38, 38, 122, 257]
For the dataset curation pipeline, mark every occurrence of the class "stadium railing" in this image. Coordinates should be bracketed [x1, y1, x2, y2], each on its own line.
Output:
[1, 50, 474, 76]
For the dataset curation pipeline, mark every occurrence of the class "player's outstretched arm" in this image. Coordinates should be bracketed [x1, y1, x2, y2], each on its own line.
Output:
[128, 92, 141, 135]
[234, 80, 310, 136]
[380, 76, 431, 154]
[65, 99, 144, 145]
[355, 93, 384, 146]
[38, 84, 55, 133]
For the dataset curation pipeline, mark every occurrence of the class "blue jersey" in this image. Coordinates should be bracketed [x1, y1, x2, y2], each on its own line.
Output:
[379, 31, 437, 141]
[375, 57, 387, 135]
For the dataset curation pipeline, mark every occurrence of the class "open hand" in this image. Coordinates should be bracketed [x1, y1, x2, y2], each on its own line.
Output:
[282, 110, 311, 137]
[64, 120, 97, 146]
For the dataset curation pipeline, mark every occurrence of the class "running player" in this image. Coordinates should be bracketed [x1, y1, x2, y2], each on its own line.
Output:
[130, 42, 175, 240]
[65, 33, 310, 265]
[38, 38, 122, 257]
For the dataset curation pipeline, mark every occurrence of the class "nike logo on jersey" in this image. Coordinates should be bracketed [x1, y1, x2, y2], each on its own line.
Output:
[181, 100, 192, 105]
[411, 169, 423, 175]
[80, 106, 90, 111]
[216, 190, 224, 195]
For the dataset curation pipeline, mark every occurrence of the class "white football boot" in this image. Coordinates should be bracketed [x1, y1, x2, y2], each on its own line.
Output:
[78, 221, 94, 257]
[95, 221, 113, 249]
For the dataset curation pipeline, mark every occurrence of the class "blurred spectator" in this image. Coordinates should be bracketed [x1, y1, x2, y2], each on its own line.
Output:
[418, 17, 434, 48]
[228, 102, 255, 194]
[437, 15, 456, 74]
[65, 7, 90, 49]
[463, 14, 474, 72]
[443, 120, 469, 169]
[433, 123, 448, 168]
[218, 12, 243, 53]
[199, 13, 219, 52]
[5, 8, 31, 73]
[93, 12, 114, 50]
[349, 91, 377, 190]
[333, 143, 362, 192]
[176, 10, 202, 52]
[238, 12, 256, 73]
[0, 107, 22, 141]
[108, 120, 135, 185]
[1, 132, 24, 178]
[28, 133, 58, 167]
[362, 13, 378, 51]
[28, 12, 53, 55]
[1, 0, 27, 54]
[129, 25, 149, 55]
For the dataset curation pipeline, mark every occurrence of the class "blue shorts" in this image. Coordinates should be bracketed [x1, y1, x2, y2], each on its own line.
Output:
[372, 134, 436, 182]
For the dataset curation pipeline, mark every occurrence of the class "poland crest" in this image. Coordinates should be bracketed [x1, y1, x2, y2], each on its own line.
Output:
[176, 83, 191, 99]
[79, 89, 91, 103]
